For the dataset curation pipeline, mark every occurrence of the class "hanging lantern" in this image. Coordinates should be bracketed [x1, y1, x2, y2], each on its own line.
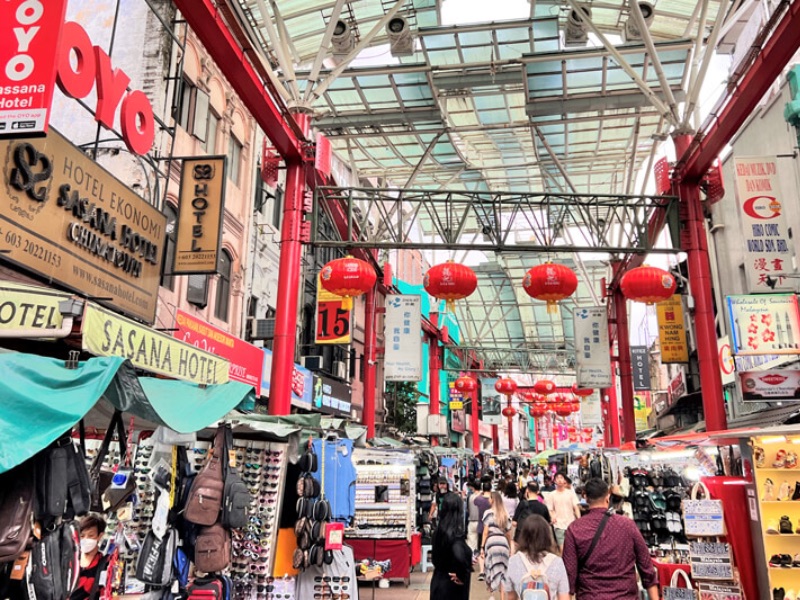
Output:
[501, 406, 517, 418]
[569, 401, 581, 414]
[533, 379, 556, 396]
[554, 403, 573, 417]
[522, 262, 578, 313]
[423, 261, 478, 312]
[530, 403, 549, 418]
[545, 393, 560, 405]
[572, 383, 593, 397]
[320, 256, 377, 310]
[454, 376, 477, 396]
[620, 265, 677, 304]
[495, 377, 518, 396]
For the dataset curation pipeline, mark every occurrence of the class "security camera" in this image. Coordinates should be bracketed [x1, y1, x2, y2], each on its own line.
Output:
[623, 1, 655, 42]
[564, 4, 591, 47]
[386, 15, 414, 57]
[331, 19, 355, 56]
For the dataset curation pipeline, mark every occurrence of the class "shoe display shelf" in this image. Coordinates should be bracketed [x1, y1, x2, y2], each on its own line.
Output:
[753, 435, 800, 597]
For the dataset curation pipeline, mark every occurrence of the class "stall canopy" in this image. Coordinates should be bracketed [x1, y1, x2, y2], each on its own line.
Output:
[0, 352, 254, 473]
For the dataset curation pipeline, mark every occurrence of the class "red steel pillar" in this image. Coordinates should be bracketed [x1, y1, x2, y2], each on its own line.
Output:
[602, 379, 621, 448]
[429, 313, 440, 446]
[363, 286, 378, 438]
[675, 136, 728, 431]
[268, 114, 309, 415]
[614, 286, 636, 443]
[470, 375, 480, 454]
[507, 399, 514, 451]
[492, 425, 500, 455]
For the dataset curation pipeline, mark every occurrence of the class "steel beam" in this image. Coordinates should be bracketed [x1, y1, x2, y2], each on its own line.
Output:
[364, 286, 378, 439]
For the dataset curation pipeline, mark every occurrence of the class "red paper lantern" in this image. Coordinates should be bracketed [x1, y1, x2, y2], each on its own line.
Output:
[569, 401, 581, 414]
[554, 403, 573, 417]
[501, 406, 517, 418]
[545, 394, 560, 405]
[522, 262, 578, 313]
[530, 403, 549, 418]
[620, 265, 677, 304]
[424, 261, 478, 312]
[572, 383, 593, 397]
[320, 256, 377, 310]
[454, 376, 477, 395]
[495, 377, 518, 396]
[534, 379, 556, 396]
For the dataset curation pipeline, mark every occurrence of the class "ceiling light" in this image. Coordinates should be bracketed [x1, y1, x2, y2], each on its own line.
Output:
[623, 2, 655, 42]
[331, 19, 355, 56]
[564, 4, 591, 48]
[386, 15, 414, 57]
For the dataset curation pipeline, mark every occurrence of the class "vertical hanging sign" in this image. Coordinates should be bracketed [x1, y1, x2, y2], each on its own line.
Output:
[480, 377, 502, 425]
[384, 295, 422, 381]
[573, 307, 612, 388]
[631, 346, 651, 390]
[315, 274, 352, 344]
[0, 0, 69, 136]
[733, 156, 795, 292]
[656, 295, 689, 363]
[174, 156, 226, 274]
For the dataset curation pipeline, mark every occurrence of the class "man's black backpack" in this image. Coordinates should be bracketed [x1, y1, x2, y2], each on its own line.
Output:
[33, 433, 92, 531]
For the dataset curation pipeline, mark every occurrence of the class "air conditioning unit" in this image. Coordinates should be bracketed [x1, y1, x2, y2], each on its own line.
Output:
[251, 318, 276, 340]
[623, 1, 655, 42]
[333, 360, 347, 379]
[564, 4, 591, 47]
[330, 19, 355, 56]
[302, 355, 323, 370]
[386, 15, 414, 57]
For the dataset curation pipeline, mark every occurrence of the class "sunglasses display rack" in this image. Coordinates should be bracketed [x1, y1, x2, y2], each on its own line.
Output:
[348, 450, 415, 540]
[752, 435, 800, 600]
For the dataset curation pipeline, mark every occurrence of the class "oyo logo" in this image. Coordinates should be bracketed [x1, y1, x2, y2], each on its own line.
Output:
[743, 195, 781, 220]
[56, 21, 155, 156]
[5, 0, 44, 82]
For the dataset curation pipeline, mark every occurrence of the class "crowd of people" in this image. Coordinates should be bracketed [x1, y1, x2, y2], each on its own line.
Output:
[429, 467, 659, 600]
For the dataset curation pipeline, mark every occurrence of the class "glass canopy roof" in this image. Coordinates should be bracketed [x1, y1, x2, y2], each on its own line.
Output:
[224, 0, 734, 372]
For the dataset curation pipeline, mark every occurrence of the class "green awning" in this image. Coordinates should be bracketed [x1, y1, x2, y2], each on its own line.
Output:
[0, 352, 254, 473]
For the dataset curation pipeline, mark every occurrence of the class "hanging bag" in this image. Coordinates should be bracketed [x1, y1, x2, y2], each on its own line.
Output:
[663, 569, 695, 600]
[220, 425, 250, 529]
[88, 411, 132, 513]
[0, 462, 34, 562]
[194, 523, 231, 573]
[136, 528, 178, 586]
[184, 427, 225, 526]
[683, 482, 725, 537]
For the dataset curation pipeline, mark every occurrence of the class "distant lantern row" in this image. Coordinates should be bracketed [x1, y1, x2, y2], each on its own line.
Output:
[319, 257, 677, 313]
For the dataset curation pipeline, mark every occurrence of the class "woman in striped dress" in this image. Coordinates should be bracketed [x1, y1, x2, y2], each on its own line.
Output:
[479, 491, 512, 599]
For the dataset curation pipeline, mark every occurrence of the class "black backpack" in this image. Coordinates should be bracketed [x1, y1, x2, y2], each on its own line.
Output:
[26, 522, 80, 600]
[220, 426, 249, 529]
[136, 529, 178, 586]
[0, 462, 34, 562]
[33, 433, 92, 531]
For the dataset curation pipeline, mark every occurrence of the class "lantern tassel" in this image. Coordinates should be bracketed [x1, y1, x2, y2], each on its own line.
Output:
[342, 296, 353, 311]
[546, 300, 558, 314]
[446, 299, 456, 313]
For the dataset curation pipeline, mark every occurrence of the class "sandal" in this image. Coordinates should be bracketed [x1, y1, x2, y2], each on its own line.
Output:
[764, 478, 775, 501]
[786, 452, 798, 469]
[780, 480, 792, 501]
[775, 449, 787, 468]
[754, 446, 765, 467]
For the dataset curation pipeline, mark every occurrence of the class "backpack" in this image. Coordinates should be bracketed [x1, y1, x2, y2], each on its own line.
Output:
[220, 426, 250, 530]
[0, 462, 34, 562]
[518, 552, 555, 600]
[194, 524, 230, 573]
[185, 575, 229, 600]
[26, 522, 80, 600]
[34, 434, 92, 531]
[135, 528, 178, 586]
[184, 428, 225, 526]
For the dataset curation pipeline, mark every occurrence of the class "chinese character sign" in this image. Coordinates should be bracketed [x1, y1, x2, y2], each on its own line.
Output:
[727, 294, 800, 355]
[573, 307, 612, 388]
[383, 295, 422, 381]
[480, 377, 502, 425]
[656, 295, 689, 363]
[733, 156, 795, 292]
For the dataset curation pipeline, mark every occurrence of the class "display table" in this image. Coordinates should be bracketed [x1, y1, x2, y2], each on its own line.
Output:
[653, 561, 691, 591]
[347, 538, 411, 583]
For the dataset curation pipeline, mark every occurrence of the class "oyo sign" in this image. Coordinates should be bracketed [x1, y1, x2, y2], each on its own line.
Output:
[56, 21, 155, 155]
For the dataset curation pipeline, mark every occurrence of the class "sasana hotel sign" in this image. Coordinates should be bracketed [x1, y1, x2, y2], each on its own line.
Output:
[0, 129, 166, 324]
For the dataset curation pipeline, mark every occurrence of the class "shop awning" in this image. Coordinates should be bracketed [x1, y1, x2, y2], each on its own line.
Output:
[0, 352, 254, 473]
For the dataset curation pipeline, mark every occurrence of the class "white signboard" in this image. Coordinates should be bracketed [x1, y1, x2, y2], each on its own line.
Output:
[717, 336, 735, 385]
[733, 156, 795, 291]
[383, 295, 422, 381]
[480, 377, 502, 425]
[573, 307, 612, 388]
[727, 294, 800, 355]
[580, 391, 603, 427]
[739, 369, 800, 402]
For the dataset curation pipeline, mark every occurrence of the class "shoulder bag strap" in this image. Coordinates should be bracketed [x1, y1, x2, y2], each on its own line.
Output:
[579, 509, 613, 568]
[89, 410, 126, 477]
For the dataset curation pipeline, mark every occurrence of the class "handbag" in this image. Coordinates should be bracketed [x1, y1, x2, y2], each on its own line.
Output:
[663, 569, 695, 600]
[683, 482, 725, 537]
[89, 410, 133, 512]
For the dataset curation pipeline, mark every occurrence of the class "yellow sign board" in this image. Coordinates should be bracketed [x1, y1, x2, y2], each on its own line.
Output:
[315, 274, 352, 344]
[0, 130, 166, 324]
[174, 157, 226, 274]
[656, 294, 689, 363]
[449, 400, 464, 410]
[82, 304, 229, 385]
[0, 281, 70, 330]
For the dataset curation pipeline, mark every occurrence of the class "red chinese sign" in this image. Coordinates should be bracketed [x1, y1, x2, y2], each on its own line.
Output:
[174, 310, 263, 391]
[0, 0, 68, 136]
[315, 275, 351, 344]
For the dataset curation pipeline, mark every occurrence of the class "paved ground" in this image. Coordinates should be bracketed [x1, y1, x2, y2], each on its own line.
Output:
[357, 569, 494, 600]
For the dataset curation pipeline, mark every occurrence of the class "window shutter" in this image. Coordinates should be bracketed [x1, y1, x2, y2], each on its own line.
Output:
[193, 89, 210, 142]
[187, 274, 209, 307]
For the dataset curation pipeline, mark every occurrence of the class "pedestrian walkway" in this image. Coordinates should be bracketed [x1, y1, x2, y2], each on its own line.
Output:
[360, 569, 494, 600]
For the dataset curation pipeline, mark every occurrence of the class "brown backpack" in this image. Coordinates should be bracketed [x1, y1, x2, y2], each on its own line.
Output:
[0, 462, 34, 562]
[184, 428, 225, 526]
[194, 524, 231, 573]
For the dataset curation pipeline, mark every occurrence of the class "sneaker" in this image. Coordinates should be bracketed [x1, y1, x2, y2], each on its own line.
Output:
[775, 589, 785, 600]
[768, 521, 780, 534]
[779, 480, 792, 501]
[786, 591, 797, 600]
[782, 554, 794, 568]
[793, 553, 800, 567]
[765, 478, 776, 501]
[776, 449, 788, 468]
[788, 452, 799, 469]
[793, 482, 800, 501]
[780, 515, 794, 534]
[770, 555, 784, 567]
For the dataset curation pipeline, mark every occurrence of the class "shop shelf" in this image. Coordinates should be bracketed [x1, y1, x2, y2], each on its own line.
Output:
[760, 501, 800, 504]
[765, 533, 800, 537]
[754, 467, 800, 472]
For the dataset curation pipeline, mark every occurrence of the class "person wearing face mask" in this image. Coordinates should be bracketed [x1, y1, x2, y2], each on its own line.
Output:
[71, 514, 108, 600]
